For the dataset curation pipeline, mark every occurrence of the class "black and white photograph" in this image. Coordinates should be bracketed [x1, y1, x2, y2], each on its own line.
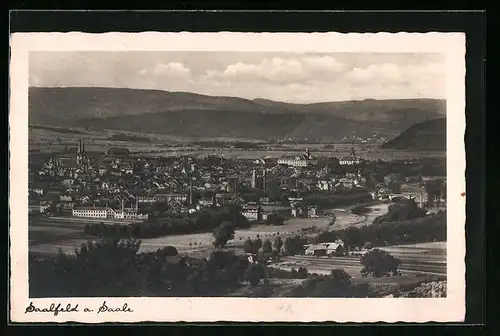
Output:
[10, 32, 466, 323]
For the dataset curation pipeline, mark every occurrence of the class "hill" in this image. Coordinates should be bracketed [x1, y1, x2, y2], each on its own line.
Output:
[380, 118, 446, 151]
[29, 87, 446, 141]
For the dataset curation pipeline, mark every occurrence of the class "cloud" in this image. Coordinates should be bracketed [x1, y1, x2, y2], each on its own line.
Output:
[346, 62, 445, 84]
[205, 58, 304, 84]
[302, 55, 346, 73]
[203, 56, 347, 85]
[139, 62, 192, 78]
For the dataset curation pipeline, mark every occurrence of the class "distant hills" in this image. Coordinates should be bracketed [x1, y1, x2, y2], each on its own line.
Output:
[380, 118, 446, 151]
[29, 87, 446, 141]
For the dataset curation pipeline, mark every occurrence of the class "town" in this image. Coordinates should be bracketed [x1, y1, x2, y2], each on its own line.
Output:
[28, 136, 447, 298]
[29, 138, 445, 222]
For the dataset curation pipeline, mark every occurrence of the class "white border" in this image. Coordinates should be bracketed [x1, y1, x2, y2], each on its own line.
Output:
[9, 32, 466, 323]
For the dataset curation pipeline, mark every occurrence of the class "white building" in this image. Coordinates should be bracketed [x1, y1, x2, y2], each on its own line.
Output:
[339, 156, 361, 165]
[241, 205, 262, 221]
[72, 206, 108, 219]
[278, 149, 317, 167]
[72, 206, 148, 220]
[278, 158, 308, 167]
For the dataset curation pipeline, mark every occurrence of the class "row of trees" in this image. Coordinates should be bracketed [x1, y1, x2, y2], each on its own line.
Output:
[29, 238, 259, 297]
[313, 211, 445, 250]
[242, 237, 284, 255]
[84, 206, 250, 239]
[284, 269, 374, 297]
[372, 199, 427, 226]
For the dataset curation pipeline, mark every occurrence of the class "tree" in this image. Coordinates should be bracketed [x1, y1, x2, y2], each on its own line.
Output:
[297, 267, 309, 278]
[424, 180, 442, 207]
[243, 238, 254, 254]
[245, 263, 266, 286]
[157, 246, 179, 257]
[343, 227, 363, 249]
[360, 249, 401, 278]
[364, 241, 374, 250]
[253, 238, 263, 253]
[212, 221, 235, 248]
[262, 239, 273, 254]
[273, 236, 283, 254]
[266, 213, 285, 226]
[284, 236, 307, 256]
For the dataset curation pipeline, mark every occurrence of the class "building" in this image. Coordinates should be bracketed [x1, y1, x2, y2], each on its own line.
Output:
[136, 193, 187, 204]
[29, 204, 50, 214]
[241, 205, 262, 221]
[278, 149, 317, 167]
[339, 156, 361, 165]
[307, 206, 318, 218]
[198, 196, 214, 207]
[76, 138, 88, 167]
[278, 157, 308, 167]
[250, 169, 266, 189]
[260, 205, 292, 220]
[304, 240, 345, 257]
[72, 204, 148, 220]
[72, 206, 108, 219]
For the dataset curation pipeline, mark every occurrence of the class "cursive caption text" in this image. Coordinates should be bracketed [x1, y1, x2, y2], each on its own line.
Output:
[25, 301, 133, 316]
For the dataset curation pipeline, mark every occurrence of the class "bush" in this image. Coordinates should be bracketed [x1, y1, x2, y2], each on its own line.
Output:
[273, 237, 283, 254]
[315, 212, 446, 248]
[284, 236, 308, 256]
[360, 249, 401, 278]
[297, 267, 309, 279]
[262, 239, 273, 254]
[266, 213, 285, 226]
[245, 264, 267, 286]
[212, 221, 235, 248]
[243, 238, 255, 254]
[157, 246, 178, 257]
[84, 205, 250, 239]
[285, 270, 371, 297]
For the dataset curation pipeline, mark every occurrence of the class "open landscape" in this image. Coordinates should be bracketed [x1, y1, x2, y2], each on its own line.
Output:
[26, 50, 448, 300]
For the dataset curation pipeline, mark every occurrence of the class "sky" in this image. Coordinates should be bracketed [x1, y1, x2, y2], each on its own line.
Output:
[29, 51, 446, 103]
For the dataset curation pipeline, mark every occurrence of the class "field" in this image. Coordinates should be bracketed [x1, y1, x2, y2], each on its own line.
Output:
[28, 216, 333, 257]
[29, 126, 446, 161]
[29, 200, 390, 258]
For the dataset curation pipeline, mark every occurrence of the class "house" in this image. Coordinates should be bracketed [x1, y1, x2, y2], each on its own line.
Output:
[307, 206, 318, 218]
[29, 187, 45, 196]
[260, 205, 292, 219]
[59, 194, 73, 202]
[278, 157, 308, 167]
[72, 206, 108, 219]
[278, 149, 317, 167]
[305, 245, 327, 256]
[325, 240, 345, 256]
[339, 156, 361, 165]
[241, 205, 262, 221]
[304, 240, 345, 257]
[29, 203, 50, 214]
[198, 196, 214, 207]
[156, 193, 188, 203]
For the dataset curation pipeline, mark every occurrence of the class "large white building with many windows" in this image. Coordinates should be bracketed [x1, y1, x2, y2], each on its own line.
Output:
[72, 206, 148, 220]
[278, 149, 317, 167]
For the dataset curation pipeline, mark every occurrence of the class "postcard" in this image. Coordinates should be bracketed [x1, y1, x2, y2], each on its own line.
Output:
[9, 31, 466, 323]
